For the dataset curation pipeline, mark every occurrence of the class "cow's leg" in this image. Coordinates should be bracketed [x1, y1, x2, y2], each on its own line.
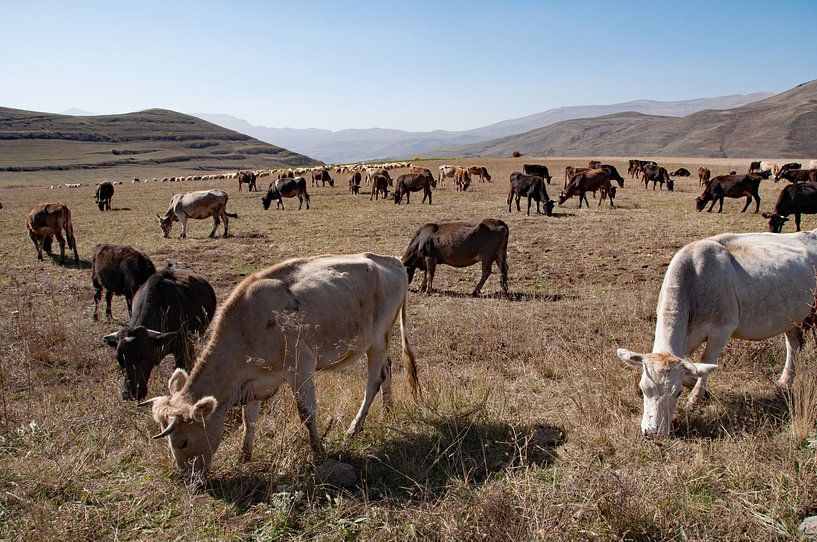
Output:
[126, 295, 133, 316]
[54, 231, 67, 262]
[741, 196, 751, 212]
[178, 215, 188, 239]
[707, 200, 716, 212]
[304, 194, 310, 209]
[278, 198, 284, 210]
[795, 213, 802, 231]
[239, 400, 260, 462]
[779, 327, 802, 387]
[285, 348, 322, 453]
[609, 192, 615, 208]
[209, 215, 219, 238]
[516, 195, 522, 212]
[29, 232, 43, 260]
[380, 356, 393, 411]
[526, 196, 532, 215]
[347, 343, 389, 438]
[425, 257, 437, 294]
[105, 290, 114, 320]
[222, 212, 229, 237]
[717, 197, 725, 213]
[472, 259, 492, 297]
[754, 195, 761, 214]
[687, 332, 730, 406]
[93, 285, 103, 321]
[418, 268, 428, 293]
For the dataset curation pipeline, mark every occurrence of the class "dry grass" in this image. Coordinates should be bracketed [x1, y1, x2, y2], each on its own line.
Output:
[1, 157, 816, 541]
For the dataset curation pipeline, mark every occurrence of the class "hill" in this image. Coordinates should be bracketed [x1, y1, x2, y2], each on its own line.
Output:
[430, 80, 817, 158]
[197, 92, 771, 163]
[0, 107, 320, 175]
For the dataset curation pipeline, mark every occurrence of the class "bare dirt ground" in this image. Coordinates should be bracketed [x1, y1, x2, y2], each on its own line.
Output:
[1, 157, 815, 541]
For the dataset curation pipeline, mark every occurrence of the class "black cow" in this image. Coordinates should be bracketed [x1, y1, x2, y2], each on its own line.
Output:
[763, 182, 817, 232]
[671, 168, 691, 177]
[102, 264, 216, 400]
[522, 164, 553, 184]
[775, 169, 817, 184]
[237, 170, 258, 192]
[695, 174, 761, 213]
[507, 172, 554, 215]
[95, 182, 114, 210]
[261, 177, 310, 210]
[642, 164, 673, 191]
[91, 244, 156, 321]
[311, 169, 334, 187]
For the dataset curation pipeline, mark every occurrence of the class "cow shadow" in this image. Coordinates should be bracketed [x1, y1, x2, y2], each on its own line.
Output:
[204, 473, 287, 513]
[548, 211, 576, 219]
[417, 289, 573, 303]
[106, 207, 132, 212]
[46, 252, 91, 269]
[672, 388, 790, 439]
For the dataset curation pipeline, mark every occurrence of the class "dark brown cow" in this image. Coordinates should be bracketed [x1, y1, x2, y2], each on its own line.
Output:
[311, 168, 334, 187]
[370, 174, 390, 200]
[237, 170, 258, 192]
[748, 161, 762, 173]
[588, 160, 602, 169]
[95, 181, 114, 210]
[455, 168, 471, 191]
[348, 171, 362, 194]
[523, 164, 552, 184]
[628, 159, 656, 179]
[467, 165, 491, 182]
[91, 244, 156, 321]
[774, 169, 817, 184]
[698, 166, 711, 186]
[277, 170, 295, 180]
[261, 177, 310, 210]
[26, 203, 79, 263]
[367, 168, 392, 186]
[763, 182, 817, 232]
[402, 219, 509, 297]
[695, 174, 761, 213]
[393, 172, 434, 204]
[564, 166, 591, 188]
[558, 169, 616, 208]
[671, 168, 691, 177]
[507, 172, 554, 215]
[642, 164, 673, 191]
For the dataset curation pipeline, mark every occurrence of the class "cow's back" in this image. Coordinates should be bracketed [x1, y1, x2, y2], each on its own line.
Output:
[130, 267, 216, 332]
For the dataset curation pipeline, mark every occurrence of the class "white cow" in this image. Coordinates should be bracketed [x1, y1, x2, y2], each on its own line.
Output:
[618, 229, 817, 437]
[143, 253, 419, 478]
[156, 189, 237, 239]
[438, 164, 457, 185]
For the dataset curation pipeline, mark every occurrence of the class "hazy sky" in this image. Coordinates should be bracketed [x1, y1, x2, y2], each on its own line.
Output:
[2, 0, 816, 131]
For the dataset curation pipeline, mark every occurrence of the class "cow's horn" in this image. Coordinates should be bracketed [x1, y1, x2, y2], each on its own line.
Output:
[152, 415, 181, 439]
[138, 397, 161, 407]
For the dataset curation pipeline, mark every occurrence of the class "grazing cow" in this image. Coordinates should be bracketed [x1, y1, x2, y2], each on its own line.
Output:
[144, 253, 418, 478]
[237, 170, 258, 192]
[394, 172, 434, 204]
[311, 168, 334, 187]
[467, 165, 491, 183]
[507, 172, 554, 216]
[91, 244, 156, 321]
[695, 174, 761, 213]
[348, 171, 362, 194]
[365, 168, 392, 186]
[671, 168, 691, 177]
[278, 170, 295, 180]
[778, 162, 802, 176]
[26, 203, 79, 263]
[563, 166, 589, 188]
[617, 228, 817, 437]
[370, 174, 390, 200]
[748, 160, 762, 173]
[559, 169, 617, 208]
[261, 177, 310, 210]
[697, 166, 711, 186]
[402, 219, 509, 297]
[95, 181, 114, 210]
[157, 189, 237, 238]
[775, 169, 817, 184]
[454, 167, 471, 191]
[409, 166, 432, 175]
[522, 164, 552, 184]
[763, 182, 817, 232]
[438, 165, 457, 186]
[642, 164, 673, 191]
[588, 160, 602, 169]
[103, 264, 216, 400]
[728, 170, 737, 175]
[628, 159, 656, 179]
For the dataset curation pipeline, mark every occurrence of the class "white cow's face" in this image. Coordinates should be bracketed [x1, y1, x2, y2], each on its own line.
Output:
[617, 349, 718, 438]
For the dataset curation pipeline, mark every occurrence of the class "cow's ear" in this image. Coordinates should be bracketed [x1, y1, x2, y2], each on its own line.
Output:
[192, 396, 217, 421]
[168, 368, 188, 394]
[681, 361, 718, 378]
[617, 348, 645, 368]
[103, 332, 119, 348]
[145, 329, 177, 347]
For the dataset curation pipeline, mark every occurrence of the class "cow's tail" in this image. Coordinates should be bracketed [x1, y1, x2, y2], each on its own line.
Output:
[64, 207, 77, 253]
[226, 211, 238, 219]
[498, 221, 510, 285]
[399, 292, 420, 402]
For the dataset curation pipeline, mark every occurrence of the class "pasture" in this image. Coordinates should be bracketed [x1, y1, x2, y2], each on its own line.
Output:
[1, 157, 815, 541]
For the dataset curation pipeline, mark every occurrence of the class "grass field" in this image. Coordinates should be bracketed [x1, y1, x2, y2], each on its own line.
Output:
[1, 157, 815, 541]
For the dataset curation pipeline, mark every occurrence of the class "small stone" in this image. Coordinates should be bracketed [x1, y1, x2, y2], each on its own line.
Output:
[800, 516, 817, 539]
[316, 461, 357, 488]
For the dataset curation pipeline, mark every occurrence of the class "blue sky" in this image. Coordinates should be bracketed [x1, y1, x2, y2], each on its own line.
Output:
[2, 0, 816, 131]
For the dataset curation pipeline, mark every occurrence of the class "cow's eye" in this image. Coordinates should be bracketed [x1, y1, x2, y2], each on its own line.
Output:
[178, 439, 188, 450]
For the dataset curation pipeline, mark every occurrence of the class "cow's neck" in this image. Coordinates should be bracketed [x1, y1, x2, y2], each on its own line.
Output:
[185, 336, 246, 410]
[652, 283, 689, 357]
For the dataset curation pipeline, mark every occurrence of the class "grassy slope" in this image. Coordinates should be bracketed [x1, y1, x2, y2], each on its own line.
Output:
[0, 158, 815, 541]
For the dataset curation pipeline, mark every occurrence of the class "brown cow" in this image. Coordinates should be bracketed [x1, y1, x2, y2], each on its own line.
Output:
[370, 174, 390, 200]
[775, 169, 817, 184]
[748, 160, 762, 173]
[642, 164, 673, 191]
[698, 166, 711, 186]
[455, 167, 471, 191]
[394, 172, 434, 204]
[311, 168, 334, 187]
[26, 203, 79, 263]
[348, 171, 362, 194]
[277, 169, 295, 180]
[558, 169, 616, 208]
[467, 165, 491, 182]
[91, 244, 156, 321]
[237, 170, 258, 192]
[402, 219, 509, 297]
[95, 181, 114, 210]
[695, 174, 761, 213]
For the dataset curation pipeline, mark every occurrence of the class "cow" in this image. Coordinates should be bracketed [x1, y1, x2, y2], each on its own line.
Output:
[237, 170, 258, 192]
[559, 169, 617, 208]
[671, 168, 691, 177]
[454, 167, 471, 191]
[348, 171, 362, 194]
[370, 174, 390, 200]
[697, 167, 711, 186]
[95, 181, 114, 210]
[507, 172, 554, 216]
[157, 190, 237, 239]
[261, 177, 310, 210]
[143, 253, 418, 479]
[642, 164, 673, 191]
[522, 164, 552, 184]
[763, 182, 817, 232]
[617, 228, 817, 437]
[91, 244, 156, 321]
[365, 168, 392, 186]
[564, 166, 590, 188]
[26, 203, 79, 263]
[467, 165, 491, 183]
[277, 170, 295, 180]
[774, 169, 817, 184]
[695, 174, 761, 213]
[394, 172, 434, 204]
[588, 160, 602, 169]
[438, 165, 457, 186]
[748, 160, 762, 173]
[409, 166, 432, 176]
[103, 264, 216, 401]
[760, 161, 780, 176]
[628, 159, 656, 179]
[311, 168, 334, 187]
[402, 219, 509, 297]
[778, 162, 802, 176]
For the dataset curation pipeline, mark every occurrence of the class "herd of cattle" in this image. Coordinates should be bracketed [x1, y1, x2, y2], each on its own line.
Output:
[14, 155, 817, 480]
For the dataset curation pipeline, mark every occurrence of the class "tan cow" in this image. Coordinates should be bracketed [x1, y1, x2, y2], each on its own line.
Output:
[454, 167, 471, 191]
[144, 253, 419, 479]
[698, 166, 711, 186]
[26, 203, 79, 263]
[157, 189, 237, 239]
[467, 165, 491, 182]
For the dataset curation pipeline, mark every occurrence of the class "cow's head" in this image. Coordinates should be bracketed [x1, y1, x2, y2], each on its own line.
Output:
[694, 195, 708, 211]
[104, 326, 178, 400]
[96, 200, 105, 211]
[762, 212, 788, 233]
[544, 199, 555, 216]
[617, 349, 717, 438]
[666, 179, 674, 191]
[393, 188, 403, 204]
[261, 192, 273, 210]
[144, 369, 221, 480]
[557, 191, 570, 205]
[156, 214, 173, 237]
